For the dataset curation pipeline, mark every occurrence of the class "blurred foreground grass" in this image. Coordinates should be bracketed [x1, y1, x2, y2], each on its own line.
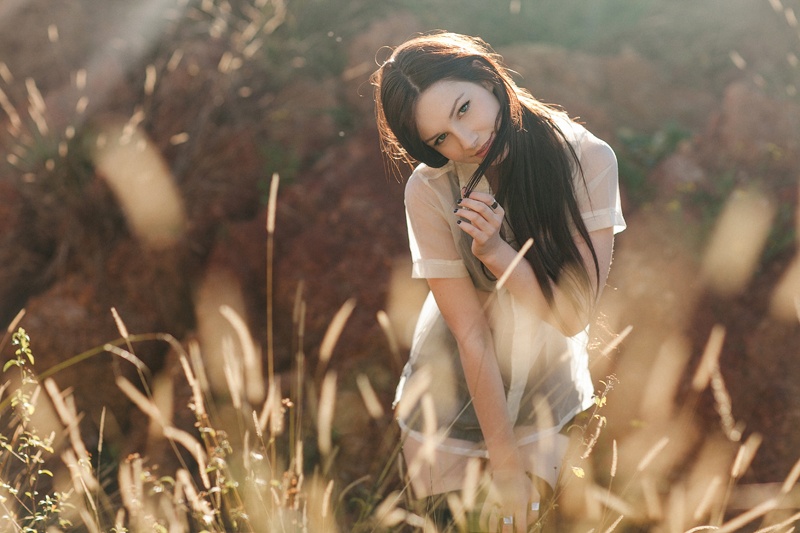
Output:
[3, 273, 800, 532]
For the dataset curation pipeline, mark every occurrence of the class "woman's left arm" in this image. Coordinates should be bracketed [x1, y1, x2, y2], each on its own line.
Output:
[456, 193, 614, 337]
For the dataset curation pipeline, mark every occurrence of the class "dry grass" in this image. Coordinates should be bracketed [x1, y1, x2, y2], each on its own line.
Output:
[3, 255, 800, 532]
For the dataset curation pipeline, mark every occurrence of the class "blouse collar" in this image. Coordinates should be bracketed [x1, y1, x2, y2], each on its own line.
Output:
[453, 161, 494, 196]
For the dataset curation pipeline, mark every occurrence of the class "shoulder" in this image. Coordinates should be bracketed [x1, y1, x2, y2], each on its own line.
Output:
[552, 114, 587, 145]
[407, 161, 453, 185]
[578, 129, 617, 176]
[405, 161, 454, 200]
[553, 117, 616, 172]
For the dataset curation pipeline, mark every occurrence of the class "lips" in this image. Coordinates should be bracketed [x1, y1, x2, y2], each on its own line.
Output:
[475, 133, 493, 159]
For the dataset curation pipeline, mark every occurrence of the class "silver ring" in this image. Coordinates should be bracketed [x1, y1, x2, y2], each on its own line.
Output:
[490, 200, 498, 210]
[503, 516, 514, 525]
[531, 502, 539, 511]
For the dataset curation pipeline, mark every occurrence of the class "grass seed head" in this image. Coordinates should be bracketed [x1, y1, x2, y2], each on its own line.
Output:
[318, 371, 337, 456]
[356, 373, 384, 419]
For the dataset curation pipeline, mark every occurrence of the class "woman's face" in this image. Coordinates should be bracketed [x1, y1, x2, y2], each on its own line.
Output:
[414, 79, 500, 165]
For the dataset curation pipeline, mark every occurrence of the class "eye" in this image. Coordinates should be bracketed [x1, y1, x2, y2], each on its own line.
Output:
[433, 133, 447, 146]
[458, 101, 470, 115]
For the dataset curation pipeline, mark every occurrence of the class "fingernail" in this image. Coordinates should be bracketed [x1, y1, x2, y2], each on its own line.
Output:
[457, 199, 462, 204]
[457, 220, 461, 225]
[453, 209, 458, 213]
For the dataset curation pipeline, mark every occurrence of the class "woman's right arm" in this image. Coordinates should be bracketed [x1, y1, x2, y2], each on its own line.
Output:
[427, 276, 532, 528]
[405, 173, 533, 525]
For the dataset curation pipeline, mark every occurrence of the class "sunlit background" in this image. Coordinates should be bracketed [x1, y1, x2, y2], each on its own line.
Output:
[1, 0, 799, 531]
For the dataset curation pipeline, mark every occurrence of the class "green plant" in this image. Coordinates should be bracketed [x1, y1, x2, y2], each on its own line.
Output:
[615, 121, 692, 206]
[394, 0, 657, 51]
[0, 327, 73, 532]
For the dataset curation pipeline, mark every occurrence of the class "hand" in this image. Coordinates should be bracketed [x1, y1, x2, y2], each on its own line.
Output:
[480, 469, 539, 532]
[456, 191, 506, 260]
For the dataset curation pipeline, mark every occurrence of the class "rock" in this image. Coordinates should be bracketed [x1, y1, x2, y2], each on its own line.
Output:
[0, 181, 37, 327]
[268, 77, 340, 161]
[178, 124, 263, 225]
[103, 240, 196, 344]
[271, 126, 408, 368]
[0, 180, 20, 233]
[15, 231, 200, 457]
[333, 389, 376, 482]
[193, 127, 412, 380]
[198, 214, 283, 375]
[21, 273, 125, 449]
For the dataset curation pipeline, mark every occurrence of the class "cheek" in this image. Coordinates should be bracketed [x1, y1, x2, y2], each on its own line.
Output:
[480, 93, 501, 124]
[437, 145, 459, 159]
[435, 141, 466, 161]
[486, 100, 501, 125]
[471, 103, 496, 128]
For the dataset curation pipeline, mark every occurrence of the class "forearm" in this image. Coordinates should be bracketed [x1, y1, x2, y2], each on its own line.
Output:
[476, 227, 614, 337]
[456, 192, 612, 336]
[477, 240, 590, 337]
[456, 331, 522, 471]
[426, 277, 523, 472]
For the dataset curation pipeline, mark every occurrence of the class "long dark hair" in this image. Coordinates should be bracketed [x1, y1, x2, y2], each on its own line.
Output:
[372, 32, 599, 318]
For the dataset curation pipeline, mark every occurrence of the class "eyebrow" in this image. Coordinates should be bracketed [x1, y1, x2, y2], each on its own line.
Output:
[423, 92, 465, 144]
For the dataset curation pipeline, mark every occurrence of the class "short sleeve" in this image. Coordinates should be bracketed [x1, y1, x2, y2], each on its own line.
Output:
[574, 131, 626, 235]
[405, 170, 470, 279]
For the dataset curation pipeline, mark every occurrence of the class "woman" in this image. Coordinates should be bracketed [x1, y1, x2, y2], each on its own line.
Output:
[372, 33, 625, 531]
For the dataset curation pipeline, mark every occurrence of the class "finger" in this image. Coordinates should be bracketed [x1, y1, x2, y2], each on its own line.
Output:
[460, 199, 505, 223]
[458, 221, 496, 250]
[471, 192, 503, 214]
[487, 509, 498, 533]
[464, 190, 494, 204]
[456, 208, 495, 233]
[497, 513, 508, 533]
[500, 513, 517, 533]
[517, 510, 527, 532]
[460, 195, 501, 214]
[456, 201, 502, 226]
[528, 506, 539, 527]
[528, 497, 540, 526]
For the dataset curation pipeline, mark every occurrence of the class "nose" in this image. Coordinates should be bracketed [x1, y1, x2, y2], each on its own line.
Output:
[452, 125, 479, 150]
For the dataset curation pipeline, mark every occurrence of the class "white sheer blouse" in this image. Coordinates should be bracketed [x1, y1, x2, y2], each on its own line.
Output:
[395, 119, 626, 457]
